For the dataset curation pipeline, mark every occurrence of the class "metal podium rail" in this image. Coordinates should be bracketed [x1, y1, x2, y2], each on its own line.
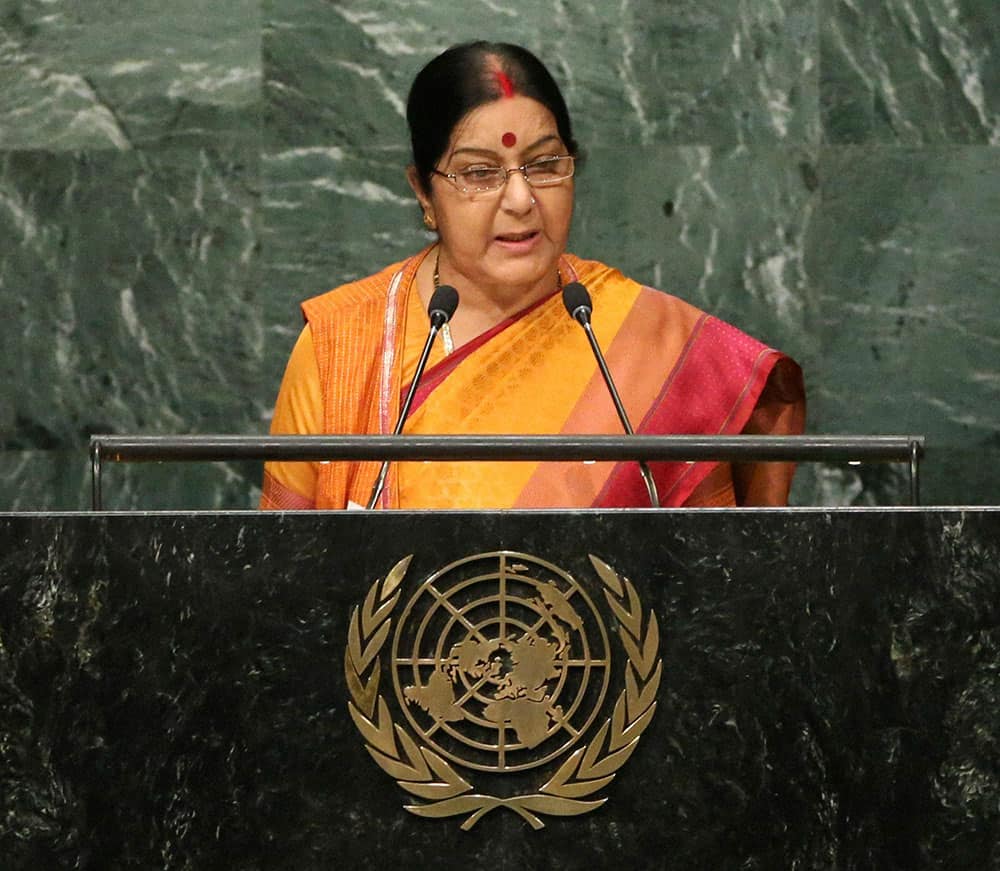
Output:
[88, 434, 926, 509]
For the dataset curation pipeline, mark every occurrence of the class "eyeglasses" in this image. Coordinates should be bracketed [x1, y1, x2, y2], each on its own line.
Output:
[432, 155, 575, 194]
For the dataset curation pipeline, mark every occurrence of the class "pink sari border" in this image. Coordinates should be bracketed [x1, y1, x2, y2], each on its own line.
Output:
[595, 316, 783, 507]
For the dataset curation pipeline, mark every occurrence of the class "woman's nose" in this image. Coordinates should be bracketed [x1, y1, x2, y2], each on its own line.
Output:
[500, 168, 535, 212]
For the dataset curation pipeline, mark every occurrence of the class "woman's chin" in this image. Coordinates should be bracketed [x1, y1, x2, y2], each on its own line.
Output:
[486, 262, 560, 298]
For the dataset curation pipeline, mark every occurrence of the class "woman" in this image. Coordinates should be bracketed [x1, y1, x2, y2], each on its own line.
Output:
[261, 41, 805, 510]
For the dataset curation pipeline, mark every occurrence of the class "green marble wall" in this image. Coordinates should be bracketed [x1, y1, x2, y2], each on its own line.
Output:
[1, 0, 997, 509]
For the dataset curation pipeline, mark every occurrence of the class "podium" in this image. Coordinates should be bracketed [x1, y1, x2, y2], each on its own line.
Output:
[2, 507, 998, 868]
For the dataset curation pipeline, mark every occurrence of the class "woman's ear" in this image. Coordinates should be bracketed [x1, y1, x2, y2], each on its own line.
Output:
[406, 165, 436, 230]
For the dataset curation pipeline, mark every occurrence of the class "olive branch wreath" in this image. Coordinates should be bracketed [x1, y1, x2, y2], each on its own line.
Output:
[344, 553, 661, 831]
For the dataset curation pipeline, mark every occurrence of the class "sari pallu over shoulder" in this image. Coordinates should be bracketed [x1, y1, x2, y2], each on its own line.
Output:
[510, 262, 804, 508]
[591, 311, 801, 507]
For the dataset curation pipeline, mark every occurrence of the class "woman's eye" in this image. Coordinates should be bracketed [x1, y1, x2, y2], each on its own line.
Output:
[463, 166, 501, 180]
[526, 158, 561, 176]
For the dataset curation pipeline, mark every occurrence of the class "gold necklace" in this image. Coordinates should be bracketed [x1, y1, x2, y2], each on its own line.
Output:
[432, 250, 562, 356]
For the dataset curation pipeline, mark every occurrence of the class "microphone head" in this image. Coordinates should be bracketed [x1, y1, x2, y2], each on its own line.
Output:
[562, 281, 592, 323]
[428, 284, 459, 325]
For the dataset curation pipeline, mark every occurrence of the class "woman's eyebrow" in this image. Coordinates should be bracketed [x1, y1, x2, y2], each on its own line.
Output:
[451, 147, 499, 158]
[522, 134, 561, 151]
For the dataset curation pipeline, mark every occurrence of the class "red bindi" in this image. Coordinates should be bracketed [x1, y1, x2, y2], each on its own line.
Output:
[501, 131, 517, 148]
[495, 71, 516, 98]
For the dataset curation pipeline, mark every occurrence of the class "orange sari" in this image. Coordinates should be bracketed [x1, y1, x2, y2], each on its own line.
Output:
[261, 248, 805, 510]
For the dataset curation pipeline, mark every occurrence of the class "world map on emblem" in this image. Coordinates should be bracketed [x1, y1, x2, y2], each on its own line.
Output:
[391, 552, 612, 773]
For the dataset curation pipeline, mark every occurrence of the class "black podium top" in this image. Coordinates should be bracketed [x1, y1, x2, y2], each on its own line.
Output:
[1, 508, 997, 869]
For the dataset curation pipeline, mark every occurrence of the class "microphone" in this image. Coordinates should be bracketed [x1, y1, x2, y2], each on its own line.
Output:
[562, 282, 660, 508]
[428, 284, 459, 330]
[366, 284, 459, 509]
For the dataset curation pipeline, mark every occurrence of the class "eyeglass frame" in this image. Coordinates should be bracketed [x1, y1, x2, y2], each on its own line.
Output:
[431, 154, 576, 194]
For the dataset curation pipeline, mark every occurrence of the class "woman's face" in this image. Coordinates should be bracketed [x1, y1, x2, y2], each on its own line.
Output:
[410, 95, 574, 302]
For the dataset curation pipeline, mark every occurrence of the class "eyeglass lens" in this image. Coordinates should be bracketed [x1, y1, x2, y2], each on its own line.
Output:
[457, 157, 574, 191]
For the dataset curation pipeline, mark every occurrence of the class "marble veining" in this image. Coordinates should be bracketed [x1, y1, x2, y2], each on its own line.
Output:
[822, 0, 1000, 143]
[0, 0, 262, 149]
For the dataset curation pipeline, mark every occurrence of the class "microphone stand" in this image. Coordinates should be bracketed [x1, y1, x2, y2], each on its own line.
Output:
[565, 286, 661, 508]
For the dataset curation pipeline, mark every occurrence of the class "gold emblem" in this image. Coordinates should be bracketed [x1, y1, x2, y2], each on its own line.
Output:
[345, 551, 661, 830]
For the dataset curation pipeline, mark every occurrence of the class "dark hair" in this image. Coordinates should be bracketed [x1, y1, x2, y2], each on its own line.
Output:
[406, 41, 578, 194]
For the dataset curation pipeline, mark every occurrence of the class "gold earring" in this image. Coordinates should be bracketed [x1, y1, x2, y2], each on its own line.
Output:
[423, 212, 437, 231]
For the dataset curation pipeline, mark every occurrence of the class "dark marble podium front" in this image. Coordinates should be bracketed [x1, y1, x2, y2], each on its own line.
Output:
[1, 509, 998, 869]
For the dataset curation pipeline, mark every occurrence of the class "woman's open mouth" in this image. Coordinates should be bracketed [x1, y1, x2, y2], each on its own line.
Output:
[494, 230, 540, 250]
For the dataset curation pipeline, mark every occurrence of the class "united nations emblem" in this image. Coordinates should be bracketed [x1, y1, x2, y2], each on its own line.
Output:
[345, 551, 661, 830]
